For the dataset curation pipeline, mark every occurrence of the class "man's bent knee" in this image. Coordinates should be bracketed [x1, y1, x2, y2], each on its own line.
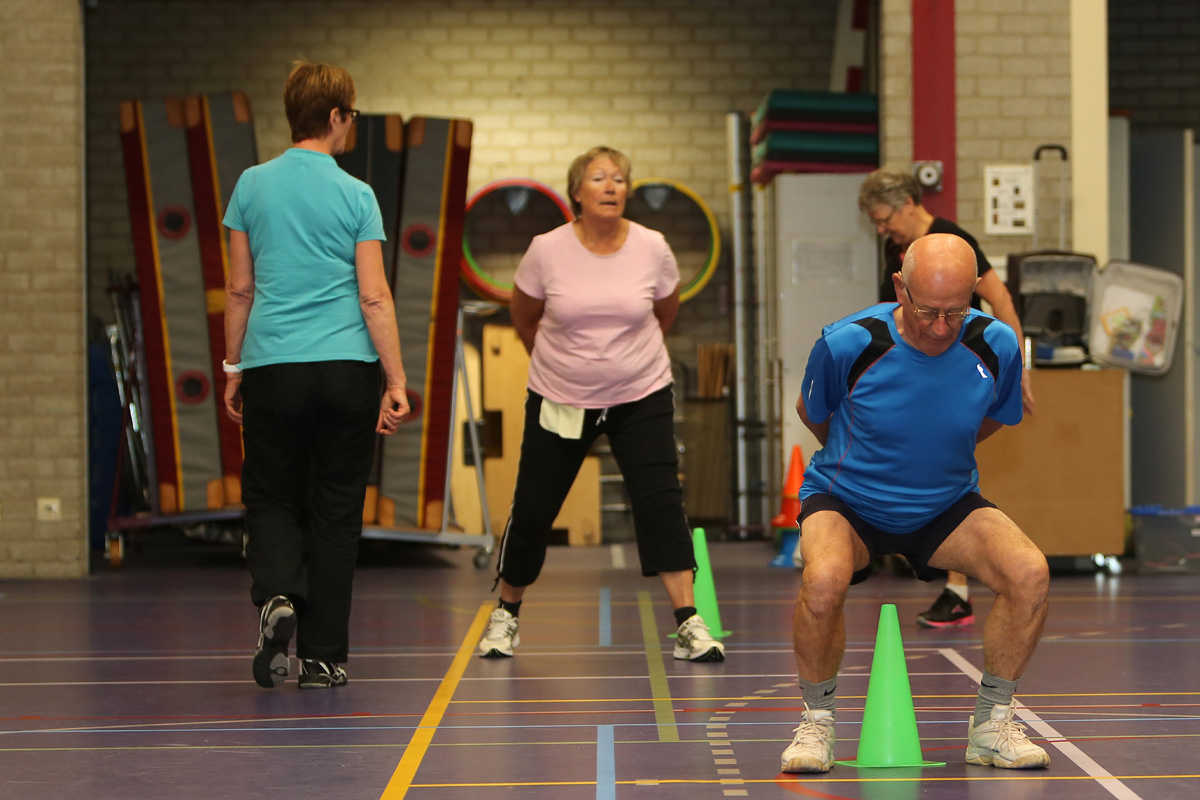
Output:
[797, 561, 853, 617]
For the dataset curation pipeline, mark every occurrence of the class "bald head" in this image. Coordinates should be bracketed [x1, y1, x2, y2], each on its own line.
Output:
[901, 233, 977, 293]
[893, 234, 979, 354]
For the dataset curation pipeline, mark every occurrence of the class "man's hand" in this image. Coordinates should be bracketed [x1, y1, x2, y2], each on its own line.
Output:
[1021, 368, 1036, 416]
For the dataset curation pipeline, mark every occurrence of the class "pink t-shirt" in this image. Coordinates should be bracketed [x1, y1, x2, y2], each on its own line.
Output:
[513, 221, 679, 408]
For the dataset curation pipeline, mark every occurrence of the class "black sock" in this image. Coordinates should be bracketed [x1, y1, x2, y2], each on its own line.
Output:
[674, 606, 697, 626]
[498, 599, 521, 617]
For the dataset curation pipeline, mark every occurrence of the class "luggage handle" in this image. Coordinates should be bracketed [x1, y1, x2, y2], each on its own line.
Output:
[1033, 144, 1069, 251]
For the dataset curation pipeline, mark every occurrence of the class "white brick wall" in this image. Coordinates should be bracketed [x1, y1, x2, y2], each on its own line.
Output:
[0, 0, 88, 578]
[84, 0, 838, 404]
[8, 0, 1098, 572]
[85, 0, 836, 312]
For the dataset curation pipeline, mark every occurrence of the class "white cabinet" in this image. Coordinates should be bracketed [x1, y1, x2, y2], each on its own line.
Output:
[753, 173, 879, 510]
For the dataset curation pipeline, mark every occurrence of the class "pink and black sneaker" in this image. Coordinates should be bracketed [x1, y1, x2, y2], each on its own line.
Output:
[916, 588, 975, 628]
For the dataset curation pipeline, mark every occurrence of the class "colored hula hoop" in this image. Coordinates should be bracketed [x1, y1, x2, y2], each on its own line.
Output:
[460, 178, 573, 304]
[630, 179, 720, 303]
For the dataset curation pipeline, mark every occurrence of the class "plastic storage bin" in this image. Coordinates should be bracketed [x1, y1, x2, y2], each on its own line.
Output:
[1130, 505, 1200, 574]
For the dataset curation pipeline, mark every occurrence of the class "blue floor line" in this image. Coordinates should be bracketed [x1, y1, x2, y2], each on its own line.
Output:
[598, 588, 612, 647]
[595, 724, 615, 800]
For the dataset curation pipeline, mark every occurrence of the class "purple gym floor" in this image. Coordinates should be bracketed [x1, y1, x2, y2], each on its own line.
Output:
[1, 535, 1197, 799]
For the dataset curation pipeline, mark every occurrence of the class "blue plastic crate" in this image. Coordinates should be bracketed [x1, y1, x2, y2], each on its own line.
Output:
[1130, 506, 1200, 574]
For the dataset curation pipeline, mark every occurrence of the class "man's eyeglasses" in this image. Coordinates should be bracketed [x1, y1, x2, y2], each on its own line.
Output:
[342, 108, 361, 122]
[903, 282, 970, 323]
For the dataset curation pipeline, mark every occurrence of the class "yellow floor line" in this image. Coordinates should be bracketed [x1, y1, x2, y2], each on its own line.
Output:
[404, 774, 1200, 788]
[379, 600, 492, 800]
[638, 590, 678, 742]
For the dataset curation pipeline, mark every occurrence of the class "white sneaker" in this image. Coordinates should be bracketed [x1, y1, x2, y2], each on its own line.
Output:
[781, 704, 835, 773]
[672, 614, 725, 662]
[966, 703, 1050, 769]
[478, 607, 520, 658]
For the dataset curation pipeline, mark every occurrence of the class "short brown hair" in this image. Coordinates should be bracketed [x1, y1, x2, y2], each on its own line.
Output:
[283, 61, 355, 143]
[566, 146, 632, 216]
[858, 167, 922, 213]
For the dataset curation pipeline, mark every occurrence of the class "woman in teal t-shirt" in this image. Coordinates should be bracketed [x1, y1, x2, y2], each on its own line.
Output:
[222, 62, 409, 690]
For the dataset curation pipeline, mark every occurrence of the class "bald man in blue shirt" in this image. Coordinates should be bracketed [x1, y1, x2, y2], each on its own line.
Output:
[780, 234, 1051, 774]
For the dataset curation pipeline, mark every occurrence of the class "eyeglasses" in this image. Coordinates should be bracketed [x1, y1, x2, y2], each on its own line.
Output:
[342, 108, 360, 122]
[903, 282, 970, 323]
[868, 207, 898, 228]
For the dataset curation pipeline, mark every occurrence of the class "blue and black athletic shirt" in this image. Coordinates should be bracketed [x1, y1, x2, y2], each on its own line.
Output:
[799, 303, 1022, 534]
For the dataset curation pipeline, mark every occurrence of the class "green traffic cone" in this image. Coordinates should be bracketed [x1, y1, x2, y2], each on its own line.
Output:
[690, 528, 730, 639]
[837, 604, 943, 768]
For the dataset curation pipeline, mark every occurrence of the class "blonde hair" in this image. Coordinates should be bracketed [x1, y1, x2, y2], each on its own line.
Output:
[566, 146, 632, 216]
[283, 60, 355, 143]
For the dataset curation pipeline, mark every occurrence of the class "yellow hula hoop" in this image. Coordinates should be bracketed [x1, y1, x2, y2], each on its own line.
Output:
[631, 178, 721, 303]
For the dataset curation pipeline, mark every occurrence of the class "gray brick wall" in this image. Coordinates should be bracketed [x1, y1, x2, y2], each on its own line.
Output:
[1109, 0, 1200, 129]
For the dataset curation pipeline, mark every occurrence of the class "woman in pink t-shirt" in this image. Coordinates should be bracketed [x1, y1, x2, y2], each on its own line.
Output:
[476, 146, 725, 663]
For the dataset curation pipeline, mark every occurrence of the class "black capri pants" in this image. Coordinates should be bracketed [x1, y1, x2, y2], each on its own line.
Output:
[496, 385, 696, 587]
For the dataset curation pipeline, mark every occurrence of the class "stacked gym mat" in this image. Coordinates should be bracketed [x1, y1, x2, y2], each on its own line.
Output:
[750, 89, 879, 184]
[336, 115, 474, 529]
[119, 93, 257, 514]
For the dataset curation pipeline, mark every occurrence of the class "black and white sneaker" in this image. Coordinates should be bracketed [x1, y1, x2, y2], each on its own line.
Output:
[477, 608, 520, 658]
[672, 614, 726, 662]
[299, 659, 347, 689]
[253, 595, 296, 688]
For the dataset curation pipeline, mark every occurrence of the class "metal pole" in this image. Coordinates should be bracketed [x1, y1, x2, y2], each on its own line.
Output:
[440, 308, 462, 535]
[726, 112, 750, 532]
[458, 309, 493, 541]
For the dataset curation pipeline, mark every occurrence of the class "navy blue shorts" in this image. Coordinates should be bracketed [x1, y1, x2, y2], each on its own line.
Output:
[798, 491, 998, 585]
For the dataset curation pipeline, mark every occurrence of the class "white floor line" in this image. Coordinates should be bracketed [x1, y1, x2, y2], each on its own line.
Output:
[0, 672, 807, 689]
[938, 648, 1144, 800]
[610, 544, 626, 570]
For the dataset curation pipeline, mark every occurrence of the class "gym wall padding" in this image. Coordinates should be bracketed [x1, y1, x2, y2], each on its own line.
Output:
[120, 97, 231, 513]
[184, 92, 258, 507]
[376, 116, 473, 529]
[335, 113, 406, 521]
[121, 102, 472, 529]
[336, 114, 406, 282]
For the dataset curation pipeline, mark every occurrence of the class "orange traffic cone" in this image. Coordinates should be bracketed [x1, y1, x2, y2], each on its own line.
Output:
[770, 445, 804, 528]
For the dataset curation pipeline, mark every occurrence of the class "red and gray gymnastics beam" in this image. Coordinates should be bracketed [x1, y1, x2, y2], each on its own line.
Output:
[336, 113, 406, 521]
[376, 117, 473, 529]
[184, 92, 258, 508]
[119, 97, 226, 514]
